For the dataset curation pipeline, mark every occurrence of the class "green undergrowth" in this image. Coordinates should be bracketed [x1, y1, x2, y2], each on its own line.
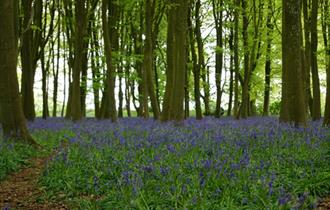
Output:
[38, 118, 330, 209]
[0, 129, 71, 181]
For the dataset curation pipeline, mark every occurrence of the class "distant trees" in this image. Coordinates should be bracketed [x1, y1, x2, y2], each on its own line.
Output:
[0, 0, 330, 130]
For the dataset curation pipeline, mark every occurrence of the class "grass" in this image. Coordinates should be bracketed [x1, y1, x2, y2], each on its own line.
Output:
[27, 117, 330, 209]
[0, 117, 329, 209]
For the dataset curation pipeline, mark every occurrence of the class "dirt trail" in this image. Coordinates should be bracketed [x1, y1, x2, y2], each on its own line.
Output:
[318, 197, 330, 210]
[0, 155, 67, 210]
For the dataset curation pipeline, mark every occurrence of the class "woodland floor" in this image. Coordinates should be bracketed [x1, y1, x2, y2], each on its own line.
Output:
[0, 153, 329, 209]
[0, 154, 67, 210]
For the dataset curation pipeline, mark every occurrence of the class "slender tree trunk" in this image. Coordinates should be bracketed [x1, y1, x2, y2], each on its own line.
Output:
[144, 0, 160, 119]
[310, 0, 321, 120]
[100, 0, 117, 122]
[233, 0, 240, 117]
[322, 0, 330, 125]
[21, 0, 36, 121]
[303, 0, 314, 116]
[213, 0, 224, 118]
[263, 0, 273, 116]
[188, 5, 202, 120]
[91, 20, 101, 119]
[53, 11, 61, 117]
[71, 0, 88, 121]
[240, 0, 250, 119]
[228, 26, 234, 116]
[195, 0, 210, 115]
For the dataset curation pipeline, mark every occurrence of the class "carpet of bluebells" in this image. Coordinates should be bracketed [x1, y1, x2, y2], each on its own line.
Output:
[1, 117, 330, 209]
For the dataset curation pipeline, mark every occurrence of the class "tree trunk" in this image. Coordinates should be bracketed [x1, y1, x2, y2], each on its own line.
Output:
[240, 0, 250, 119]
[162, 0, 188, 122]
[0, 0, 38, 146]
[263, 0, 273, 116]
[70, 0, 88, 121]
[228, 26, 234, 116]
[233, 0, 240, 117]
[280, 0, 307, 126]
[100, 0, 117, 122]
[310, 0, 321, 120]
[195, 0, 210, 116]
[91, 20, 101, 119]
[21, 0, 36, 121]
[303, 0, 314, 116]
[213, 0, 224, 118]
[144, 0, 161, 120]
[323, 0, 330, 125]
[188, 5, 202, 120]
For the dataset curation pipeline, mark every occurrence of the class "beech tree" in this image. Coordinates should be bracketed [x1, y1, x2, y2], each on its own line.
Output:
[162, 0, 189, 122]
[280, 0, 307, 126]
[322, 0, 330, 126]
[100, 0, 118, 122]
[70, 0, 88, 121]
[0, 0, 38, 146]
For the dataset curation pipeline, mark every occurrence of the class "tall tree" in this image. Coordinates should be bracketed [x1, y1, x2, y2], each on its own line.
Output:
[143, 0, 161, 120]
[213, 0, 224, 118]
[20, 0, 50, 121]
[100, 0, 118, 122]
[70, 0, 88, 121]
[310, 0, 321, 120]
[240, 0, 250, 118]
[280, 0, 307, 126]
[322, 0, 330, 126]
[162, 0, 189, 122]
[263, 0, 274, 116]
[0, 0, 38, 146]
[188, 3, 203, 120]
[195, 0, 210, 115]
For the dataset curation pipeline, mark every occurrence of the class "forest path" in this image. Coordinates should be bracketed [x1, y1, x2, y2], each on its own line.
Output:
[0, 153, 67, 210]
[318, 197, 330, 210]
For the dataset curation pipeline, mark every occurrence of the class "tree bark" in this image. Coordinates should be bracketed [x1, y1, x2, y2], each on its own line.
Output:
[263, 0, 273, 116]
[162, 0, 189, 122]
[303, 0, 314, 116]
[70, 0, 88, 121]
[100, 0, 117, 122]
[280, 0, 307, 126]
[240, 0, 250, 119]
[213, 0, 224, 118]
[195, 0, 210, 116]
[144, 0, 161, 120]
[0, 0, 38, 146]
[322, 0, 330, 125]
[188, 6, 202, 120]
[310, 0, 321, 120]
